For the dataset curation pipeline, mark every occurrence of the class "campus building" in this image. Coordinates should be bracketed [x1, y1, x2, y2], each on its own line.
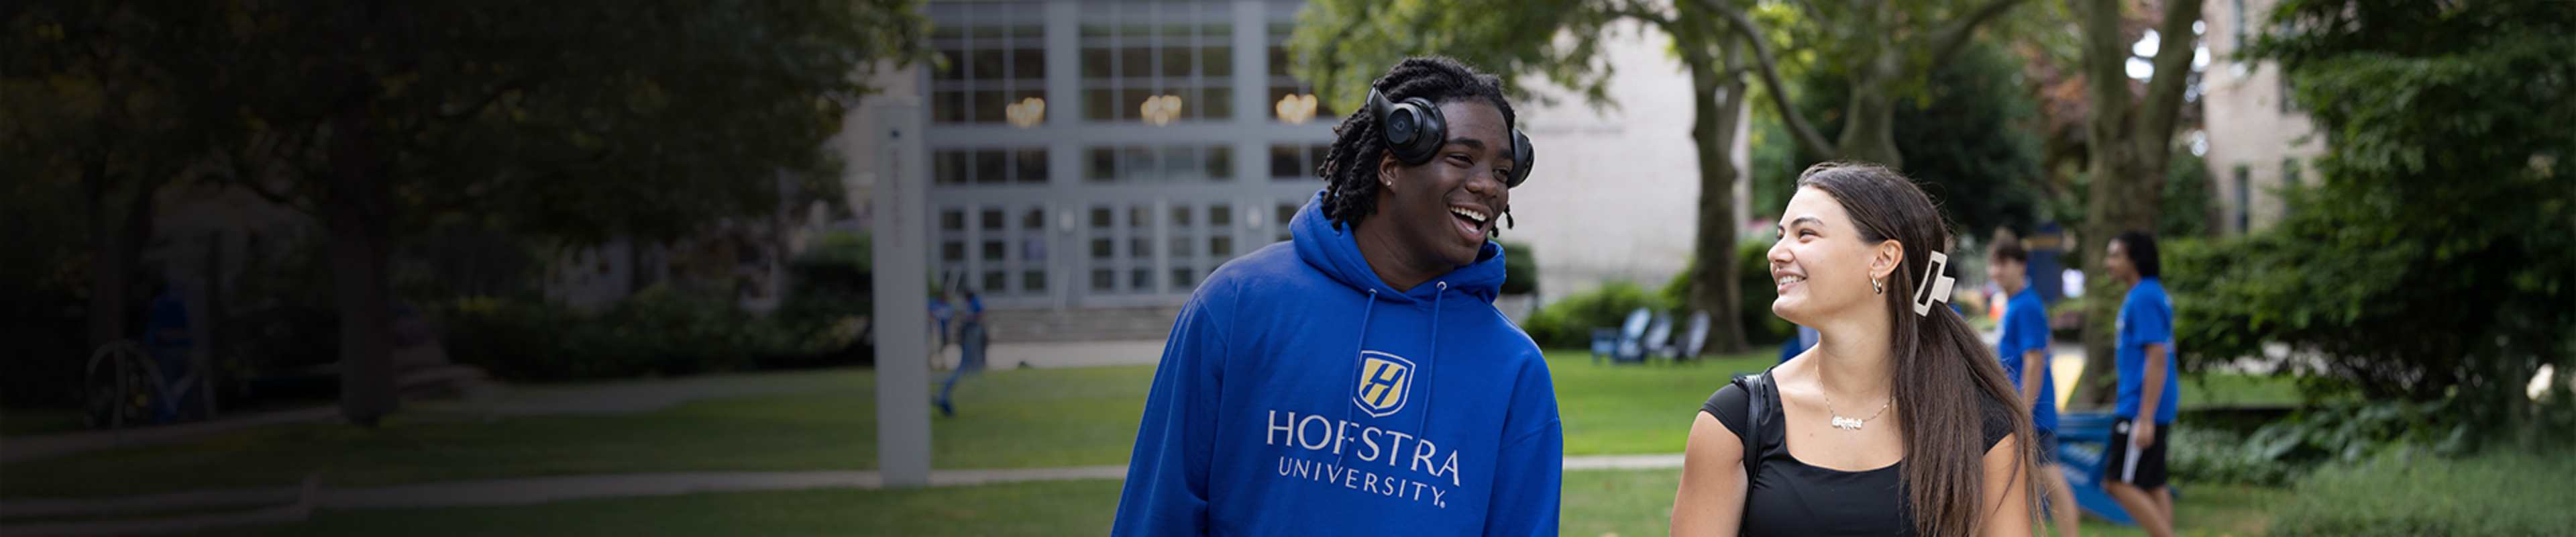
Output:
[2200, 0, 2321, 235]
[857, 0, 1727, 340]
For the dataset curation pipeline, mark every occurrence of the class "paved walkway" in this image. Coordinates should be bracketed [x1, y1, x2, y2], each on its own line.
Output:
[931, 340, 1165, 370]
[1, 454, 1682, 536]
[0, 407, 342, 464]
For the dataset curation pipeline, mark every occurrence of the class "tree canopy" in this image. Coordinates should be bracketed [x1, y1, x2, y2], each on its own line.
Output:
[2171, 0, 2573, 444]
[0, 1, 928, 418]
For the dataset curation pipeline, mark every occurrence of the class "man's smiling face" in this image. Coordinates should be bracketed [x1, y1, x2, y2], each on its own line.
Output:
[1375, 99, 1515, 267]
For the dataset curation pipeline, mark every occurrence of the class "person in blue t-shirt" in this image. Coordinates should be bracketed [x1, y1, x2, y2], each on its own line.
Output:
[935, 289, 985, 417]
[144, 281, 193, 423]
[2102, 230, 2178, 537]
[1990, 238, 2076, 536]
[928, 293, 955, 352]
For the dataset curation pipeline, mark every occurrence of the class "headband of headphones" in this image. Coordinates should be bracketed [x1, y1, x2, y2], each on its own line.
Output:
[1366, 87, 1534, 188]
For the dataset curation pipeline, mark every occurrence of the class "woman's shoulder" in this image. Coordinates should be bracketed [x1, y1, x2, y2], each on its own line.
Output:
[1978, 387, 2018, 450]
[1700, 372, 1771, 434]
[1702, 380, 1748, 421]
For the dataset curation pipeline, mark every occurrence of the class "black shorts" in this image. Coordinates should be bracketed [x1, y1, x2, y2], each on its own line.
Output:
[2102, 418, 2169, 489]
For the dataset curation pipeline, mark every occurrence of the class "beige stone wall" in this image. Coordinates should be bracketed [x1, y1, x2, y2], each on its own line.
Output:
[1507, 17, 1733, 299]
[2201, 0, 2324, 235]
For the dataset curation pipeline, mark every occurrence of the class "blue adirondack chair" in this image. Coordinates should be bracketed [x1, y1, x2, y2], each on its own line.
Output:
[1604, 308, 1654, 364]
[1638, 312, 1674, 361]
[1665, 310, 1711, 362]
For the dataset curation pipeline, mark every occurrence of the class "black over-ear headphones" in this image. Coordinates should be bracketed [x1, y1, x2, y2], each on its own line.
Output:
[1368, 87, 1535, 188]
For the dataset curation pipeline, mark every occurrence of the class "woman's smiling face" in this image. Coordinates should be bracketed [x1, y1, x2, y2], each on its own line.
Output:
[1767, 186, 1890, 326]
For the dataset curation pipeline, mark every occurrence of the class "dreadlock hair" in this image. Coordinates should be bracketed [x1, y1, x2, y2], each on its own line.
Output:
[1316, 56, 1517, 234]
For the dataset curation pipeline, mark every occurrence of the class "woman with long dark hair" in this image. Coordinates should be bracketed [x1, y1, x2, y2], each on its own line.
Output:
[1671, 162, 2037, 536]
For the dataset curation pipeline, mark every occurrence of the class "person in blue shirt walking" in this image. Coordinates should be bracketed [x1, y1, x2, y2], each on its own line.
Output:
[2101, 230, 2178, 537]
[928, 291, 955, 353]
[1112, 56, 1559, 536]
[934, 289, 985, 417]
[144, 281, 194, 423]
[1990, 239, 2076, 536]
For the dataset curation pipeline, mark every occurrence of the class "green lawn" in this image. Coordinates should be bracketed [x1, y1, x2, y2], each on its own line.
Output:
[1550, 352, 1774, 454]
[2075, 483, 2287, 537]
[0, 366, 1153, 497]
[2, 350, 2300, 500]
[201, 469, 2282, 536]
[0, 409, 87, 437]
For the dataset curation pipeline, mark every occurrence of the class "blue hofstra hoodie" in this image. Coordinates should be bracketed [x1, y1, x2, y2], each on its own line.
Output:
[1112, 191, 1563, 536]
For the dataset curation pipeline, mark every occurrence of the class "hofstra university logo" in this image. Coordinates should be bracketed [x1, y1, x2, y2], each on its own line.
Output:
[1353, 351, 1415, 418]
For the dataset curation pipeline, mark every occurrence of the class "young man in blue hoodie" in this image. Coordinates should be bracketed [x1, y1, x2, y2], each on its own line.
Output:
[1113, 56, 1561, 536]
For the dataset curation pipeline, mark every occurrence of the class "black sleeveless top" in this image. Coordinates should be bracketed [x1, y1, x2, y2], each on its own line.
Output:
[1700, 375, 2015, 536]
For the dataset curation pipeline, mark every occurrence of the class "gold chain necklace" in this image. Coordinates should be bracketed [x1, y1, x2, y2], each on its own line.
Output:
[1825, 393, 1892, 431]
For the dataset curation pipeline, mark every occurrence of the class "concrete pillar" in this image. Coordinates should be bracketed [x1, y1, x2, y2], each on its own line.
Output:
[871, 103, 932, 488]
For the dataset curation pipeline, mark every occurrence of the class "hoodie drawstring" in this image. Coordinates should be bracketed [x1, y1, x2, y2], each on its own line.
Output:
[1333, 289, 1380, 467]
[1332, 283, 1452, 465]
[1419, 281, 1446, 436]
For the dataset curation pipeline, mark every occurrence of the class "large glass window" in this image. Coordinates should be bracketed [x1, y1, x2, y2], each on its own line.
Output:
[1269, 143, 1330, 181]
[2233, 164, 2253, 232]
[1181, 201, 1243, 285]
[930, 7, 1045, 126]
[1079, 3, 1234, 123]
[1085, 144, 1234, 183]
[932, 148, 1049, 186]
[1275, 201, 1300, 242]
[931, 203, 1050, 298]
[1267, 22, 1336, 124]
[1084, 203, 1159, 295]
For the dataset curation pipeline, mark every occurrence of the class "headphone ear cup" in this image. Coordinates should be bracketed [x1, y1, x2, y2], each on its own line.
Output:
[1508, 128, 1534, 187]
[1390, 97, 1444, 164]
[1367, 89, 1448, 166]
[1383, 106, 1425, 162]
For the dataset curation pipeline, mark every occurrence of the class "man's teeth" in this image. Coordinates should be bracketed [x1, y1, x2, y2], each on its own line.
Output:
[1449, 207, 1488, 224]
[1776, 275, 1805, 285]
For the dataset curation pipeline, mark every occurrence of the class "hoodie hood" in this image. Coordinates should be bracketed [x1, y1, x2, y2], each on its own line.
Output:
[1289, 191, 1507, 305]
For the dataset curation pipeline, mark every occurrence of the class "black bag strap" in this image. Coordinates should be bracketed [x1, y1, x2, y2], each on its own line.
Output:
[1729, 372, 1772, 480]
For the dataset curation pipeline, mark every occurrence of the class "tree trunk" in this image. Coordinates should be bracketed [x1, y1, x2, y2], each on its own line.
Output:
[1835, 54, 1907, 169]
[85, 160, 162, 353]
[2074, 154, 2160, 405]
[1686, 44, 1752, 355]
[1706, 0, 2028, 172]
[327, 107, 399, 427]
[2068, 0, 2198, 406]
[84, 160, 129, 353]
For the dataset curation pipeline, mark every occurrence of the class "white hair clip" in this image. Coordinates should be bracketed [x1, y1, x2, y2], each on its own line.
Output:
[1912, 250, 1957, 317]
